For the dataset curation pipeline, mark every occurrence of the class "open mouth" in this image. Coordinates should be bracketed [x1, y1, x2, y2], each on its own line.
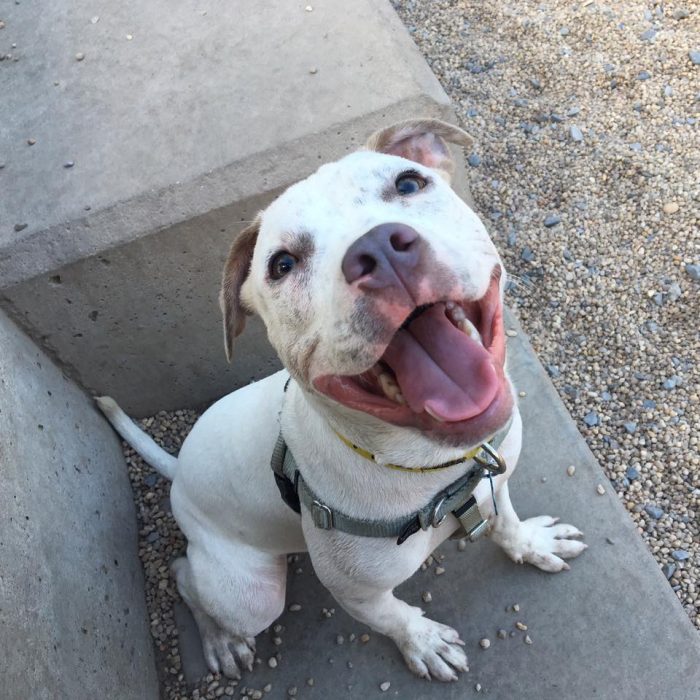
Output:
[313, 270, 512, 441]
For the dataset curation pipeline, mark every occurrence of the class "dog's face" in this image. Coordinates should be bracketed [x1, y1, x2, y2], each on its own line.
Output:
[222, 120, 513, 447]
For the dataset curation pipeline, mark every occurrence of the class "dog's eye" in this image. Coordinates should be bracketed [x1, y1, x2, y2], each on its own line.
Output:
[269, 251, 297, 280]
[395, 172, 427, 196]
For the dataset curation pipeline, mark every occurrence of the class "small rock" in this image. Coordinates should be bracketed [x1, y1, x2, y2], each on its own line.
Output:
[663, 202, 679, 214]
[560, 27, 570, 36]
[512, 604, 520, 612]
[546, 365, 560, 378]
[288, 603, 301, 612]
[506, 329, 518, 337]
[306, 678, 314, 687]
[435, 566, 445, 576]
[689, 51, 700, 66]
[305, 5, 313, 11]
[662, 563, 677, 579]
[27, 138, 36, 145]
[524, 635, 533, 645]
[63, 161, 75, 168]
[475, 683, 482, 692]
[606, 537, 615, 545]
[637, 70, 651, 80]
[518, 391, 527, 398]
[671, 550, 690, 562]
[544, 214, 562, 227]
[468, 153, 482, 167]
[515, 622, 528, 631]
[570, 125, 584, 142]
[422, 591, 432, 603]
[596, 484, 606, 496]
[479, 638, 491, 649]
[75, 52, 85, 61]
[623, 421, 637, 434]
[583, 411, 599, 427]
[287, 687, 297, 697]
[336, 634, 344, 645]
[309, 67, 318, 74]
[640, 28, 656, 41]
[567, 106, 580, 116]
[379, 682, 391, 692]
[685, 264, 700, 281]
[626, 466, 640, 481]
[14, 223, 28, 232]
[497, 629, 507, 640]
[644, 504, 664, 520]
[457, 538, 467, 551]
[360, 633, 370, 643]
[521, 246, 535, 262]
[667, 282, 681, 302]
[267, 657, 277, 669]
[673, 9, 689, 20]
[90, 16, 99, 24]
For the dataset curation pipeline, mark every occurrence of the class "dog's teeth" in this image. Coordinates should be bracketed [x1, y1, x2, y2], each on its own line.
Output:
[458, 318, 482, 344]
[425, 406, 446, 423]
[379, 372, 403, 404]
[395, 392, 406, 405]
[448, 305, 466, 322]
[445, 300, 456, 311]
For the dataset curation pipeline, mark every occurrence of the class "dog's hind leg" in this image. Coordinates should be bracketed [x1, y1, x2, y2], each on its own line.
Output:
[172, 544, 287, 679]
[484, 483, 587, 572]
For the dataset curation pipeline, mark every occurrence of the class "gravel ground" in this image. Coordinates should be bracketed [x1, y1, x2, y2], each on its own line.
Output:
[123, 2, 698, 696]
[391, 0, 698, 624]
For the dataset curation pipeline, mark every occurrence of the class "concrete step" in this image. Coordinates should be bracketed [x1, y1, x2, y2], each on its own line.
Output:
[0, 0, 462, 417]
[171, 309, 700, 699]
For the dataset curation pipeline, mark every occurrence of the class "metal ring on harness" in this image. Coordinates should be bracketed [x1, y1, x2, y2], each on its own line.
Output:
[474, 441, 507, 475]
[431, 496, 447, 528]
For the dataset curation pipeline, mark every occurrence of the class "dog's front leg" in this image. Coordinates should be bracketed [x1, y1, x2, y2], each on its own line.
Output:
[304, 525, 468, 682]
[480, 480, 587, 572]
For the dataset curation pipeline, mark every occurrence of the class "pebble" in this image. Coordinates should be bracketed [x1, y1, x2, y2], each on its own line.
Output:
[672, 550, 690, 562]
[515, 621, 527, 631]
[475, 683, 482, 692]
[336, 634, 344, 644]
[689, 51, 700, 66]
[422, 591, 432, 603]
[685, 264, 700, 281]
[570, 125, 584, 142]
[287, 687, 297, 697]
[309, 67, 318, 74]
[662, 563, 677, 580]
[435, 566, 445, 575]
[524, 635, 533, 645]
[497, 629, 507, 640]
[14, 223, 28, 232]
[306, 678, 314, 686]
[596, 484, 606, 496]
[637, 70, 651, 80]
[75, 52, 85, 61]
[544, 214, 562, 228]
[567, 465, 576, 477]
[63, 161, 75, 169]
[663, 202, 679, 215]
[512, 604, 520, 612]
[468, 153, 482, 167]
[623, 421, 637, 434]
[626, 466, 640, 481]
[267, 657, 277, 669]
[27, 138, 36, 145]
[479, 638, 491, 649]
[457, 538, 467, 551]
[379, 681, 391, 692]
[583, 411, 599, 427]
[288, 603, 301, 612]
[360, 633, 370, 643]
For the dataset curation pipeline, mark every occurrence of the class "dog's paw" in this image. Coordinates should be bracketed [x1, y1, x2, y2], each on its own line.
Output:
[397, 616, 468, 682]
[200, 623, 256, 679]
[497, 515, 587, 573]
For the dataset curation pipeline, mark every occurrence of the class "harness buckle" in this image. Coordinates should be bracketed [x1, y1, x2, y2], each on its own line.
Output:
[474, 441, 507, 475]
[430, 496, 447, 528]
[311, 500, 334, 530]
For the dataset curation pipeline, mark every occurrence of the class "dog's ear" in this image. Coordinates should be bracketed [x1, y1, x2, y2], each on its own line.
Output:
[364, 118, 474, 182]
[220, 219, 260, 362]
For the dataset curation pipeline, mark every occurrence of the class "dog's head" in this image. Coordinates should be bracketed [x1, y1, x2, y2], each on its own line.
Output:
[221, 119, 513, 447]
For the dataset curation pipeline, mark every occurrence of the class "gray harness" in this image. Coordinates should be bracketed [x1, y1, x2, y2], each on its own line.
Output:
[271, 411, 510, 545]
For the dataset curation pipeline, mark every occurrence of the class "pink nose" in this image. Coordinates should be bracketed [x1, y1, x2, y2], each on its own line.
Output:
[342, 223, 421, 289]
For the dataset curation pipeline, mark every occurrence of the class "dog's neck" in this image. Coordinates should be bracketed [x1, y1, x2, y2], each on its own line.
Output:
[287, 381, 481, 470]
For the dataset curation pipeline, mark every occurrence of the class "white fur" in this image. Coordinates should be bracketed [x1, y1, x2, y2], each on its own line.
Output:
[98, 125, 585, 681]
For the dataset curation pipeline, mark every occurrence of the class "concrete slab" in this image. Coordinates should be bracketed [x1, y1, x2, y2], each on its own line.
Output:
[172, 310, 700, 699]
[0, 0, 464, 416]
[0, 309, 159, 700]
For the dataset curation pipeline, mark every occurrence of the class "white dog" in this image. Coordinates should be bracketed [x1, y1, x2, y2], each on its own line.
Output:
[98, 119, 585, 683]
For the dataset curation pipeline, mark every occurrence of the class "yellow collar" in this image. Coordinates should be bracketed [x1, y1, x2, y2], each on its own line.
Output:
[333, 430, 483, 473]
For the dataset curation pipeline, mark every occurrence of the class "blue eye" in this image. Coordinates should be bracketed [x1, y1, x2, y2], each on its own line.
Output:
[269, 251, 297, 280]
[396, 172, 428, 195]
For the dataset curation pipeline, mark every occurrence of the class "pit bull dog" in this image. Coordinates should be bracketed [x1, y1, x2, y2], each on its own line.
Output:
[97, 119, 585, 682]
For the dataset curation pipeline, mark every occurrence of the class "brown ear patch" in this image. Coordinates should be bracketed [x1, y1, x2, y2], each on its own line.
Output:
[219, 219, 260, 362]
[365, 118, 474, 179]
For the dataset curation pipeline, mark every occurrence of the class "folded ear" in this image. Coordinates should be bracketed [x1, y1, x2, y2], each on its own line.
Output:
[219, 219, 260, 362]
[364, 118, 474, 182]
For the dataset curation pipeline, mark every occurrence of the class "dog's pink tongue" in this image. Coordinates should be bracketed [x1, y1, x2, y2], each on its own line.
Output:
[382, 304, 498, 422]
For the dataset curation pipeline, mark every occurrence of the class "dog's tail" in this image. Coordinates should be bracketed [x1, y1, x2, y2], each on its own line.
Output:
[95, 396, 178, 480]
